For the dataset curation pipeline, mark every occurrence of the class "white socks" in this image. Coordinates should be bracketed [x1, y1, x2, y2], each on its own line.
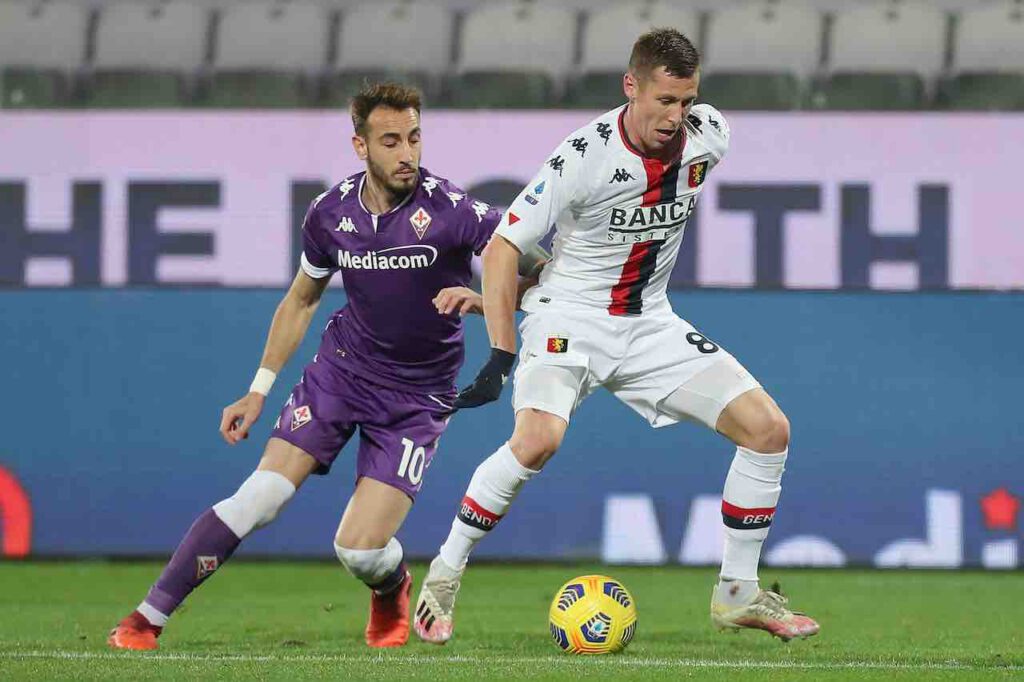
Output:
[211, 470, 296, 538]
[136, 600, 169, 627]
[335, 537, 404, 589]
[719, 446, 787, 585]
[438, 443, 539, 571]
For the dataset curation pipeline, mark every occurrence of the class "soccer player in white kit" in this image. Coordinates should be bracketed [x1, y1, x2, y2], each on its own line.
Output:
[414, 29, 820, 643]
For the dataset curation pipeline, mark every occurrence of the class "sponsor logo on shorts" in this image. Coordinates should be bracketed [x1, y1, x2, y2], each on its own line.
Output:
[410, 207, 432, 239]
[507, 212, 520, 226]
[291, 405, 312, 431]
[196, 555, 219, 580]
[688, 160, 709, 188]
[547, 336, 569, 353]
[337, 244, 438, 270]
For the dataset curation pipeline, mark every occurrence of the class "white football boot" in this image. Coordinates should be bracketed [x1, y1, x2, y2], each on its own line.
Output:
[711, 581, 820, 641]
[413, 556, 462, 644]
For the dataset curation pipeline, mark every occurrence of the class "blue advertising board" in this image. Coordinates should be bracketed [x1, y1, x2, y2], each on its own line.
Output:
[0, 290, 1021, 568]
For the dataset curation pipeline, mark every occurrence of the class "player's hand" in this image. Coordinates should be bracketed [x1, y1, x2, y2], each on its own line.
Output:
[433, 286, 483, 317]
[454, 348, 517, 409]
[220, 392, 265, 445]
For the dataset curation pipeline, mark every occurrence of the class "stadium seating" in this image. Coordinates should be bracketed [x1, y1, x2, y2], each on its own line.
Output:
[569, 0, 700, 110]
[942, 0, 1024, 110]
[86, 1, 209, 108]
[329, 1, 453, 106]
[4, 0, 1024, 112]
[702, 1, 823, 110]
[205, 1, 328, 108]
[816, 1, 946, 111]
[0, 0, 88, 108]
[452, 1, 576, 108]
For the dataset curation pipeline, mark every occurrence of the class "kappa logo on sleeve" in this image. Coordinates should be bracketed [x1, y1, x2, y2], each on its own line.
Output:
[472, 201, 491, 223]
[338, 178, 355, 201]
[547, 336, 569, 353]
[547, 155, 565, 177]
[291, 405, 312, 431]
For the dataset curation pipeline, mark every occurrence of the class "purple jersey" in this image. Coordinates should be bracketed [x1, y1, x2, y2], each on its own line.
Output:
[300, 168, 501, 394]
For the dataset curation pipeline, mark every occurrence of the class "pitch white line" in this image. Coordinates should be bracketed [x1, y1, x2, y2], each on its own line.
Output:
[0, 650, 1020, 671]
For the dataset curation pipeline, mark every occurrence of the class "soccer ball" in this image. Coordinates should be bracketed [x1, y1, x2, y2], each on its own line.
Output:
[548, 574, 638, 654]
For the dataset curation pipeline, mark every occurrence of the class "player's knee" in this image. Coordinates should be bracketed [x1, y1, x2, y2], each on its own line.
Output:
[334, 537, 403, 585]
[211, 470, 296, 538]
[333, 526, 389, 550]
[748, 408, 790, 454]
[509, 411, 565, 469]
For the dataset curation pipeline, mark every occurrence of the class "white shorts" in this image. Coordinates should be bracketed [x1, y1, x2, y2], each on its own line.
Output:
[511, 307, 761, 429]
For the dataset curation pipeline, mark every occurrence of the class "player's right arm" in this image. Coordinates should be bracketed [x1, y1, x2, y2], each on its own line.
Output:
[454, 136, 584, 409]
[220, 270, 331, 444]
[220, 199, 336, 444]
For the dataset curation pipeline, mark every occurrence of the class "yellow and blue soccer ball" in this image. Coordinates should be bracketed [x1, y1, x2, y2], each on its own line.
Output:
[548, 574, 638, 654]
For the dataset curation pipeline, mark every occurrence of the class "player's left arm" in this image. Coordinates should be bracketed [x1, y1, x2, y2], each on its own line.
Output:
[433, 268, 544, 317]
[435, 182, 548, 318]
[220, 269, 330, 444]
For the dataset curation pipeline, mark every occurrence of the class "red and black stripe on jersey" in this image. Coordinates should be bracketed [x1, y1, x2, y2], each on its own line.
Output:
[608, 150, 682, 316]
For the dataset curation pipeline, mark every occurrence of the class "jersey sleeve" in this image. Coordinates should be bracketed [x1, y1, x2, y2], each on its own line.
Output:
[690, 103, 730, 163]
[298, 199, 336, 279]
[455, 192, 503, 255]
[494, 135, 586, 254]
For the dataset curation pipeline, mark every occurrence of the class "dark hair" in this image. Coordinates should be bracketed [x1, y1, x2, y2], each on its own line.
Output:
[629, 28, 701, 79]
[350, 81, 422, 136]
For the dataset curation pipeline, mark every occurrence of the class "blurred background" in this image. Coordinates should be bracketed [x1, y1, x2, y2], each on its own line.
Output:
[0, 0, 1022, 570]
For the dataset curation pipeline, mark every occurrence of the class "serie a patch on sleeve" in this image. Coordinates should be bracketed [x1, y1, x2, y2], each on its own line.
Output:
[547, 337, 569, 353]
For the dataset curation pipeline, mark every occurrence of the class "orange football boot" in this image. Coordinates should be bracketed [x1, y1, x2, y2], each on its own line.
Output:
[107, 611, 162, 651]
[365, 571, 412, 648]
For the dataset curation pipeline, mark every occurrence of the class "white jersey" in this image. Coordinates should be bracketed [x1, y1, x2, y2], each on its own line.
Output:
[495, 103, 729, 316]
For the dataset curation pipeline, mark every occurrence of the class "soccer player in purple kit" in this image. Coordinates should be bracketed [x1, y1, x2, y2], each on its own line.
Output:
[108, 83, 535, 650]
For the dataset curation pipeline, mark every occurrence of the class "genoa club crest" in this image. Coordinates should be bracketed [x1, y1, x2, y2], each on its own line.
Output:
[547, 337, 569, 353]
[688, 160, 709, 188]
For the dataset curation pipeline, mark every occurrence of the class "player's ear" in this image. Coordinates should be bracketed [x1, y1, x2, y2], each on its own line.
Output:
[352, 134, 367, 161]
[623, 71, 637, 103]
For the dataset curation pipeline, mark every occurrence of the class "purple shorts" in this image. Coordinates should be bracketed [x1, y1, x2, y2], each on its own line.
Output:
[270, 355, 455, 500]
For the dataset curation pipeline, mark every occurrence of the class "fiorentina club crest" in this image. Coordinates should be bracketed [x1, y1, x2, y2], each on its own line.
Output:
[688, 160, 709, 188]
[196, 555, 219, 580]
[291, 405, 312, 431]
[410, 207, 432, 239]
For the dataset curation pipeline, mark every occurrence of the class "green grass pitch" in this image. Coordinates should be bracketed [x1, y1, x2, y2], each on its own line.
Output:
[1, 561, 1021, 680]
